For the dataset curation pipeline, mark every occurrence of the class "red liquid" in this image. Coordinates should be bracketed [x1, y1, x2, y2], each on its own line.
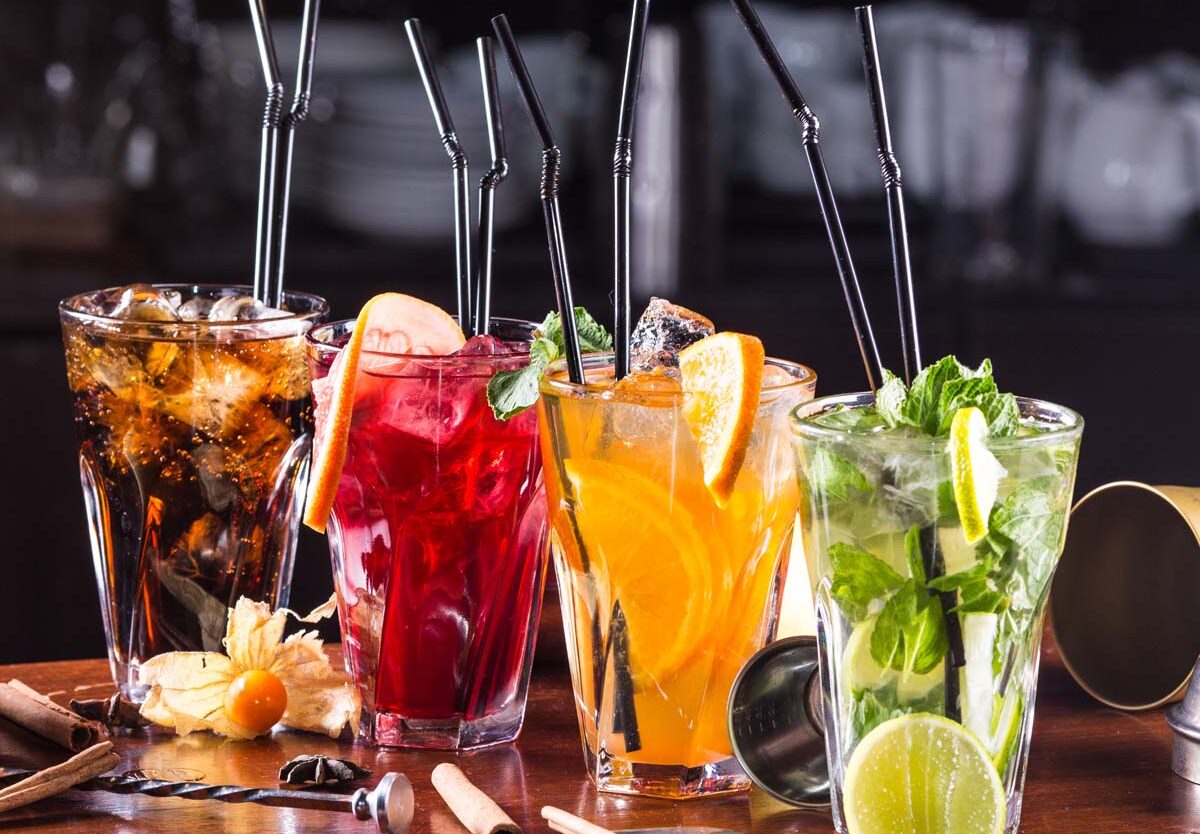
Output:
[310, 332, 548, 746]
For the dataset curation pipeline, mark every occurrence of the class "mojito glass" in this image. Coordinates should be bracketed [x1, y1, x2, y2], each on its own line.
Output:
[307, 318, 548, 750]
[60, 284, 327, 700]
[538, 354, 816, 798]
[792, 393, 1083, 834]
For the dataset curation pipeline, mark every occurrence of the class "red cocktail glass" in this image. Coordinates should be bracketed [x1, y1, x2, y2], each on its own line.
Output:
[307, 318, 548, 749]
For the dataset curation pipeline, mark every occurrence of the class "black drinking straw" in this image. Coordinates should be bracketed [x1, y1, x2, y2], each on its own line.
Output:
[856, 5, 920, 384]
[491, 14, 585, 385]
[612, 0, 651, 381]
[405, 19, 473, 335]
[475, 37, 508, 338]
[728, 0, 884, 392]
[268, 0, 322, 311]
[247, 0, 286, 306]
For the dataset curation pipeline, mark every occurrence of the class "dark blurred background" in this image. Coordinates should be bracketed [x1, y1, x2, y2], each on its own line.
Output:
[5, 0, 1199, 662]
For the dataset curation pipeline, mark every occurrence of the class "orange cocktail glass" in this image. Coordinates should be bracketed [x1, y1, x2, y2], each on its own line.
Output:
[537, 354, 816, 798]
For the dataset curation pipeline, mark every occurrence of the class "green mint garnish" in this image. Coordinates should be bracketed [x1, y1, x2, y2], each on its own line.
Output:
[851, 681, 946, 739]
[829, 542, 904, 621]
[486, 307, 612, 420]
[875, 355, 1019, 438]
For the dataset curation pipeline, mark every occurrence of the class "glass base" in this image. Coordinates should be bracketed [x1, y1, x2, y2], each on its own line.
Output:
[110, 659, 150, 704]
[590, 749, 751, 799]
[364, 702, 526, 750]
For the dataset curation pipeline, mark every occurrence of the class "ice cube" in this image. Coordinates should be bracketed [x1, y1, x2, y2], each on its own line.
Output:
[611, 369, 683, 402]
[377, 373, 483, 446]
[455, 334, 513, 356]
[158, 350, 268, 438]
[629, 297, 715, 373]
[194, 443, 237, 511]
[178, 297, 215, 321]
[208, 295, 289, 322]
[108, 284, 180, 322]
[469, 442, 532, 518]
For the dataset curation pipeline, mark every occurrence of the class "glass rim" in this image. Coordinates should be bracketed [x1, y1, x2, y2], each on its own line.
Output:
[307, 316, 535, 364]
[59, 284, 329, 332]
[790, 390, 1084, 449]
[538, 352, 817, 403]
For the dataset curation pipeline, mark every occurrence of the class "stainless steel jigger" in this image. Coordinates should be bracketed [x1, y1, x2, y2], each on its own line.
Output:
[726, 635, 830, 808]
[1167, 659, 1200, 783]
[1, 769, 414, 832]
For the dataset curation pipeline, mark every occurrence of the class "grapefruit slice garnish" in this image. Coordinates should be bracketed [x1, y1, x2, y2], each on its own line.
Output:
[302, 293, 464, 532]
[678, 332, 765, 508]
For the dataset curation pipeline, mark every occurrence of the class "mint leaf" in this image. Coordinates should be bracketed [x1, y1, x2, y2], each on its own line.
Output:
[851, 682, 945, 739]
[870, 578, 948, 675]
[812, 405, 885, 432]
[904, 525, 926, 584]
[829, 542, 904, 621]
[489, 307, 613, 420]
[807, 447, 874, 501]
[875, 370, 908, 428]
[486, 337, 557, 420]
[538, 307, 613, 354]
[928, 562, 1007, 614]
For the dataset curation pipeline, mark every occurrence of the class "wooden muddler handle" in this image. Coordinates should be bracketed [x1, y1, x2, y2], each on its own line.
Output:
[541, 806, 614, 834]
[0, 681, 101, 751]
[431, 762, 522, 834]
[0, 741, 119, 813]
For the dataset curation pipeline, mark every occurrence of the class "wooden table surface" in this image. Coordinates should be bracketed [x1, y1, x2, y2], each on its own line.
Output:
[0, 639, 1195, 834]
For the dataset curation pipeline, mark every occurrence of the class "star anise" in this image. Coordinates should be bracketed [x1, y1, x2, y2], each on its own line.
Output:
[278, 755, 372, 786]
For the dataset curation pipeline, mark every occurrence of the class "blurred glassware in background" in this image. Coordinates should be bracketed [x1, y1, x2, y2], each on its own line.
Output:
[208, 20, 601, 242]
[0, 3, 190, 250]
[1061, 53, 1200, 247]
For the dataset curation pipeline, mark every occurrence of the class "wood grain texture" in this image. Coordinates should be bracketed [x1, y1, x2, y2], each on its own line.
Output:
[0, 639, 1194, 833]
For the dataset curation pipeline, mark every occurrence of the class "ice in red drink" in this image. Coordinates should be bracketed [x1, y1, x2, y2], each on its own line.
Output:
[307, 317, 548, 749]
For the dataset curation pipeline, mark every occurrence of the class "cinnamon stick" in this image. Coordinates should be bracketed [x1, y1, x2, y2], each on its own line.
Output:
[0, 741, 119, 813]
[541, 807, 614, 834]
[0, 680, 101, 751]
[431, 763, 522, 834]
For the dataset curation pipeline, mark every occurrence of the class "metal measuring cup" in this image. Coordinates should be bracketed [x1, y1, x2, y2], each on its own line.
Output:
[726, 636, 830, 808]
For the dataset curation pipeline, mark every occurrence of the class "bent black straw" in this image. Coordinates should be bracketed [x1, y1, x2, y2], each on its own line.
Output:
[246, 0, 285, 306]
[729, 0, 884, 391]
[613, 0, 651, 380]
[856, 5, 920, 383]
[269, 0, 322, 310]
[475, 37, 508, 337]
[491, 14, 585, 384]
[406, 19, 474, 334]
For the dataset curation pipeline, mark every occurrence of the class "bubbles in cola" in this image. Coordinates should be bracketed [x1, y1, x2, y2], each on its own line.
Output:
[629, 297, 715, 374]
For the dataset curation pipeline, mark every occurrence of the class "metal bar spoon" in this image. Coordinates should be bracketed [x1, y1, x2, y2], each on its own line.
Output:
[0, 768, 414, 833]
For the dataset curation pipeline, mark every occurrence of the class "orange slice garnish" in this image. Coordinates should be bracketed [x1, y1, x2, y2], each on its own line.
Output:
[678, 332, 765, 508]
[302, 293, 464, 532]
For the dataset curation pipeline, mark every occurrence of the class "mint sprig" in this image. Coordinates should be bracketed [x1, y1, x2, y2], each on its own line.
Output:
[486, 307, 613, 420]
[877, 356, 1019, 437]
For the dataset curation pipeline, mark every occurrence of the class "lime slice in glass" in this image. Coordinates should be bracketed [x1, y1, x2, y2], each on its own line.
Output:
[843, 713, 1006, 834]
[947, 407, 1006, 545]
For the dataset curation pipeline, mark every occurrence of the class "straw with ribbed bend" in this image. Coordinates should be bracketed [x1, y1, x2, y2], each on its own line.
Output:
[856, 4, 920, 384]
[405, 19, 474, 335]
[474, 36, 508, 338]
[245, 0, 322, 309]
[853, 4, 961, 722]
[491, 14, 584, 384]
[728, 0, 884, 392]
[612, 0, 651, 381]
